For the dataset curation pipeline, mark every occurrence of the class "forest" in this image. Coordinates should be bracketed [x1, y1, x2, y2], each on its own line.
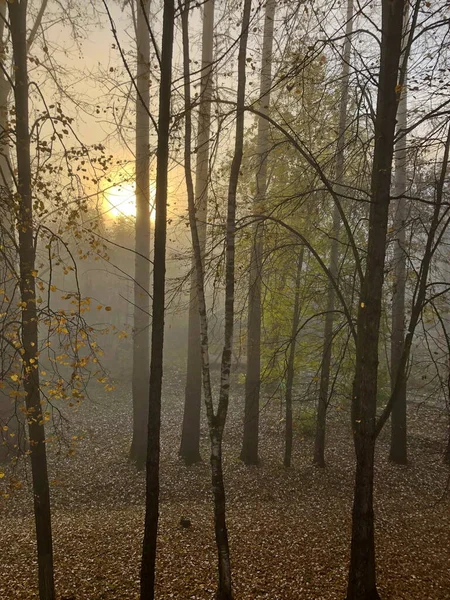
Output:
[0, 0, 450, 599]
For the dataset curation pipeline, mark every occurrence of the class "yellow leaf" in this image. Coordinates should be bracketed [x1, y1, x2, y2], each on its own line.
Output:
[50, 285, 56, 292]
[10, 374, 19, 382]
[0, 472, 5, 479]
[360, 302, 365, 308]
[105, 306, 112, 311]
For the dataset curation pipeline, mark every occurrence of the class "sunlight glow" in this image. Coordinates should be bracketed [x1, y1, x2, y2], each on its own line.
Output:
[103, 179, 156, 221]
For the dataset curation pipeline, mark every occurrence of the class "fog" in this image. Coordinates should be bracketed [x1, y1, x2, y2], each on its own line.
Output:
[1, 1, 450, 599]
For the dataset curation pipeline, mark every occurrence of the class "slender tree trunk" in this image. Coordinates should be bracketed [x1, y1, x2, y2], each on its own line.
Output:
[389, 10, 408, 466]
[180, 0, 215, 465]
[0, 1, 17, 461]
[346, 2, 405, 599]
[314, 0, 353, 468]
[180, 0, 251, 596]
[140, 0, 174, 597]
[130, 0, 151, 469]
[9, 2, 55, 599]
[240, 0, 276, 466]
[211, 432, 233, 599]
[211, 0, 251, 593]
[284, 247, 304, 468]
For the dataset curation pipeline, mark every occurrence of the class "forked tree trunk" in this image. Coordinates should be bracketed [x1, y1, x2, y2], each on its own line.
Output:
[240, 0, 276, 466]
[180, 0, 252, 596]
[389, 9, 408, 466]
[9, 2, 55, 598]
[314, 0, 353, 468]
[284, 247, 304, 468]
[346, 2, 405, 599]
[180, 0, 215, 465]
[140, 0, 174, 597]
[130, 0, 151, 469]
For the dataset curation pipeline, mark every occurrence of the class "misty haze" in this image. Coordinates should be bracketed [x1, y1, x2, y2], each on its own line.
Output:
[1, 1, 450, 599]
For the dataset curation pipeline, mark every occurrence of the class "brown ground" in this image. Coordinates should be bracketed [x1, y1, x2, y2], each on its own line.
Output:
[1, 376, 449, 600]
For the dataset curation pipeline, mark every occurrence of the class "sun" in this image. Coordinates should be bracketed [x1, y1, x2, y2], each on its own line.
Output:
[104, 181, 137, 219]
[103, 179, 155, 221]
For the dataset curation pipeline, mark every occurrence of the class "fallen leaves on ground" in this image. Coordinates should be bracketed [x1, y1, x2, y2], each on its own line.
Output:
[0, 375, 449, 599]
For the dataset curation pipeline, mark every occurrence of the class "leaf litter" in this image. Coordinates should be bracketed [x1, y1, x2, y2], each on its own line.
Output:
[0, 373, 449, 599]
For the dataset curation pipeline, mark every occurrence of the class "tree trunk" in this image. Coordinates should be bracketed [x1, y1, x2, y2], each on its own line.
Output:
[314, 0, 353, 468]
[347, 441, 378, 600]
[180, 0, 251, 595]
[9, 2, 55, 599]
[346, 2, 405, 599]
[130, 0, 151, 470]
[140, 0, 174, 597]
[211, 432, 232, 599]
[180, 0, 215, 466]
[240, 0, 276, 466]
[389, 10, 408, 466]
[284, 247, 304, 468]
[0, 0, 21, 462]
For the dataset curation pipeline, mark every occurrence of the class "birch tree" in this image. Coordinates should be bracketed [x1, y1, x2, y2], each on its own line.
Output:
[181, 0, 252, 595]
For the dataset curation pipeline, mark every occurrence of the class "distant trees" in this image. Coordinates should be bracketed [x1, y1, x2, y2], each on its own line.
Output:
[389, 6, 409, 466]
[240, 0, 276, 466]
[180, 0, 215, 466]
[314, 0, 354, 468]
[130, 0, 152, 469]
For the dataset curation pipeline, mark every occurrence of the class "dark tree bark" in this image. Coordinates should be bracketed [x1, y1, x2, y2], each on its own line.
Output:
[314, 0, 353, 468]
[179, 0, 215, 466]
[130, 0, 151, 470]
[346, 1, 405, 599]
[389, 9, 408, 466]
[140, 0, 174, 597]
[9, 2, 55, 598]
[284, 247, 304, 468]
[240, 0, 275, 466]
[180, 0, 251, 596]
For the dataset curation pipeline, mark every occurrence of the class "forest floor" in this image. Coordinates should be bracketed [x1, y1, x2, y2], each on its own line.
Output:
[1, 370, 450, 600]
